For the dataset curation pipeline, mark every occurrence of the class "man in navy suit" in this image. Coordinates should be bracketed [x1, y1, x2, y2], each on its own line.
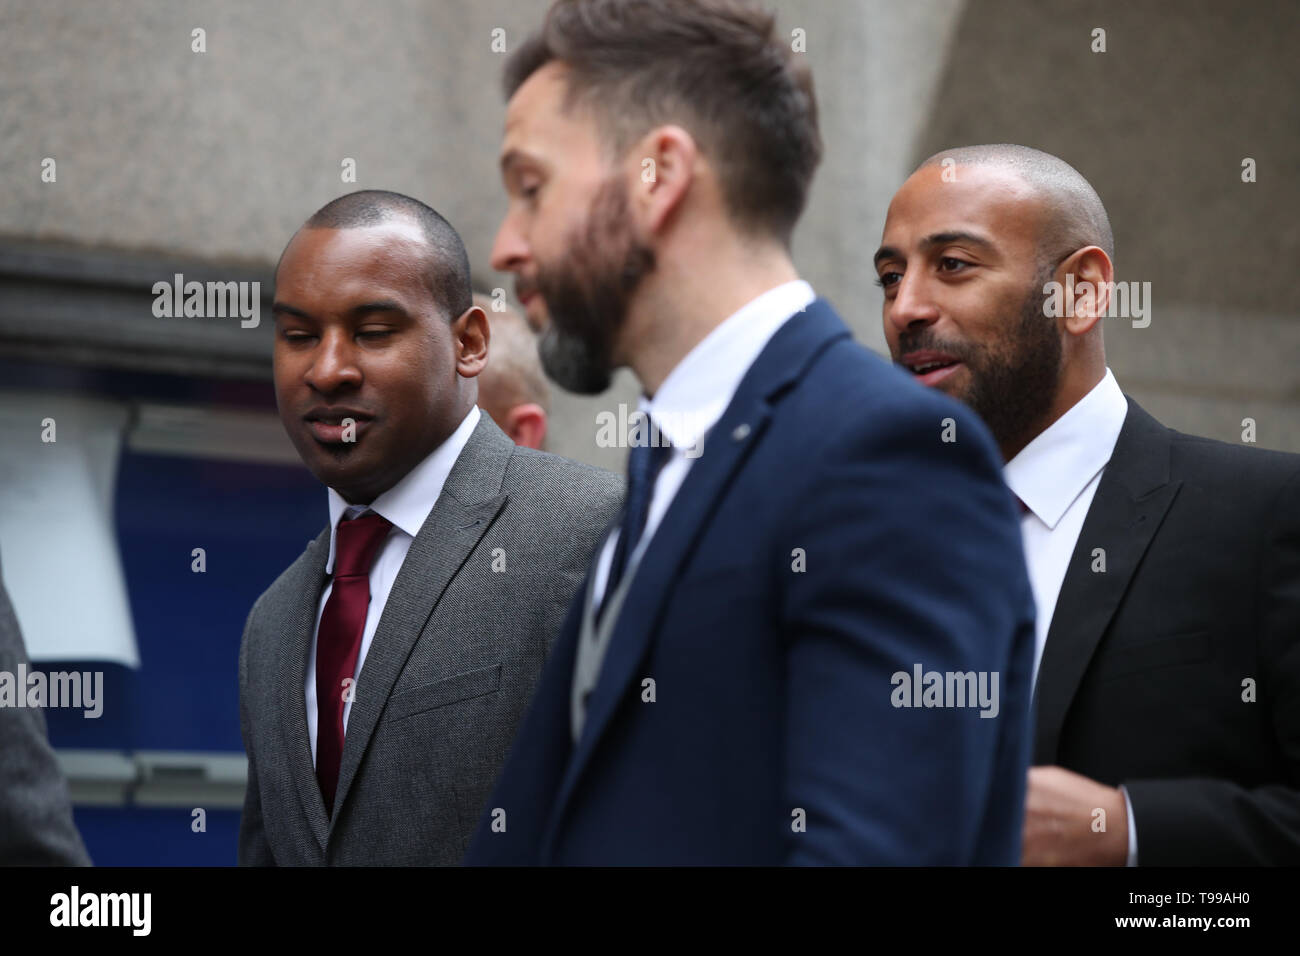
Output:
[466, 0, 1036, 865]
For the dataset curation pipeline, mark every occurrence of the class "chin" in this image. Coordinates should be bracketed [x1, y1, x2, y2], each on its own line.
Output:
[307, 453, 364, 491]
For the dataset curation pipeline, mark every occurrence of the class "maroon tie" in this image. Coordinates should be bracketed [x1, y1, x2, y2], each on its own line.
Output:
[315, 511, 392, 816]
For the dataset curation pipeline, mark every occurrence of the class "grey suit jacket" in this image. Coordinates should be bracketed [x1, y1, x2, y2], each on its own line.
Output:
[0, 552, 91, 865]
[238, 415, 621, 865]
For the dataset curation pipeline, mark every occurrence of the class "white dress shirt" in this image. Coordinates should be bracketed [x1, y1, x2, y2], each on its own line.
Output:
[305, 404, 481, 764]
[1002, 367, 1132, 860]
[590, 279, 816, 607]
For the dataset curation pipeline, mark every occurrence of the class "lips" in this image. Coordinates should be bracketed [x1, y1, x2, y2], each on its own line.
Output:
[303, 407, 374, 444]
[900, 350, 963, 387]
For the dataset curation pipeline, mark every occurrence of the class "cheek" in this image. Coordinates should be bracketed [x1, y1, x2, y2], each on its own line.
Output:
[542, 193, 591, 252]
[272, 353, 303, 400]
[952, 286, 1016, 341]
[385, 334, 451, 410]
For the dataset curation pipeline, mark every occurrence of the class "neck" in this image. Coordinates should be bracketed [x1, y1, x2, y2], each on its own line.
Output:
[1000, 357, 1106, 462]
[620, 234, 799, 397]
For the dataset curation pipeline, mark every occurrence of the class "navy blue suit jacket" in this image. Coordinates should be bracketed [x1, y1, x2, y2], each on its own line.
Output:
[466, 299, 1035, 865]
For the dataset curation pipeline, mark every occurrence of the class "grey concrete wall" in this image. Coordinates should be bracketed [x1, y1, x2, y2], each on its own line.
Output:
[5, 0, 1291, 462]
[0, 0, 964, 469]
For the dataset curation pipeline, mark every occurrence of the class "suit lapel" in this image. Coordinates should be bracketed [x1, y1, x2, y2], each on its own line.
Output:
[542, 300, 850, 848]
[275, 528, 332, 853]
[329, 416, 511, 830]
[1032, 398, 1181, 763]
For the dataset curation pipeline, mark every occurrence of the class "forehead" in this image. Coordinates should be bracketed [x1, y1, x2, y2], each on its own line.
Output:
[277, 222, 431, 299]
[882, 163, 1044, 252]
[501, 61, 605, 167]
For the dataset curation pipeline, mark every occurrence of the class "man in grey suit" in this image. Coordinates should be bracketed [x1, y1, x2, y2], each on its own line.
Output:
[0, 550, 91, 865]
[239, 190, 621, 865]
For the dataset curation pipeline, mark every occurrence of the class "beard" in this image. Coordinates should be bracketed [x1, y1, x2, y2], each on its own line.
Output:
[534, 175, 655, 395]
[897, 265, 1062, 454]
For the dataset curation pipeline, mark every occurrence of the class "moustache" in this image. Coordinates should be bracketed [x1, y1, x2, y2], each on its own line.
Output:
[896, 329, 970, 363]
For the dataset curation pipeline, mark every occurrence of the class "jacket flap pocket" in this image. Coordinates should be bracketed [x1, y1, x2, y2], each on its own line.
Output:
[384, 663, 502, 721]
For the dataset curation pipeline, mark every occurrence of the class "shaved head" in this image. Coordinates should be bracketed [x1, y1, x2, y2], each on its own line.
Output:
[878, 144, 1118, 460]
[918, 144, 1114, 267]
[284, 189, 473, 321]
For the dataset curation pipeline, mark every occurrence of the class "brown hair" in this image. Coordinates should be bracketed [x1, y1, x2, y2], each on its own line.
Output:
[505, 0, 822, 246]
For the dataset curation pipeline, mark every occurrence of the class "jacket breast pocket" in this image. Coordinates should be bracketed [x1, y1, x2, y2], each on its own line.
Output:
[383, 663, 502, 723]
[1093, 631, 1212, 683]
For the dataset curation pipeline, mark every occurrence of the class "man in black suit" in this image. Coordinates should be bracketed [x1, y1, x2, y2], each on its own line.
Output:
[875, 143, 1300, 865]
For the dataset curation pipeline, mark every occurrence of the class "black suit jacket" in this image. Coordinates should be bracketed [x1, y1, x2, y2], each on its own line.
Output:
[1034, 397, 1300, 864]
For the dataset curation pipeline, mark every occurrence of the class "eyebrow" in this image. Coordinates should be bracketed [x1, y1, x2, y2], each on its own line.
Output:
[350, 300, 407, 316]
[873, 231, 997, 268]
[271, 302, 312, 321]
[499, 147, 544, 178]
[271, 300, 407, 321]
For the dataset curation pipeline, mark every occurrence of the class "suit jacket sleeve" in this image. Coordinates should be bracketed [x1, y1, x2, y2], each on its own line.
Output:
[778, 401, 1035, 865]
[0, 561, 91, 866]
[237, 603, 275, 866]
[1124, 466, 1300, 865]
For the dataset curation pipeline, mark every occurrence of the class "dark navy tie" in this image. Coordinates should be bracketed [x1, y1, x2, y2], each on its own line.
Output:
[598, 432, 672, 624]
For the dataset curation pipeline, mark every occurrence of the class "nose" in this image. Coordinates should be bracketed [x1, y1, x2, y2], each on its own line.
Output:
[885, 270, 941, 336]
[304, 327, 362, 395]
[490, 209, 530, 275]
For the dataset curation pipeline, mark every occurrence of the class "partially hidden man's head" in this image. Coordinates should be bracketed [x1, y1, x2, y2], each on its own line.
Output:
[875, 144, 1115, 460]
[474, 293, 550, 450]
[273, 190, 488, 504]
[490, 0, 822, 394]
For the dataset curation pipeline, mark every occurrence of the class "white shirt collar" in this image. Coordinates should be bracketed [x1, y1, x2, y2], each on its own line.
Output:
[642, 279, 815, 453]
[324, 405, 481, 573]
[1003, 368, 1128, 529]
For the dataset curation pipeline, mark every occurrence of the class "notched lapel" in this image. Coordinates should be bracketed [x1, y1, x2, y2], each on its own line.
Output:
[543, 300, 851, 844]
[274, 529, 332, 853]
[1032, 399, 1182, 763]
[329, 417, 514, 830]
[545, 398, 773, 849]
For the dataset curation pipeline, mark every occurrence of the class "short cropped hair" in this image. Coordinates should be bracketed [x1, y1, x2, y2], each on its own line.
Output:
[300, 189, 473, 319]
[505, 0, 822, 246]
